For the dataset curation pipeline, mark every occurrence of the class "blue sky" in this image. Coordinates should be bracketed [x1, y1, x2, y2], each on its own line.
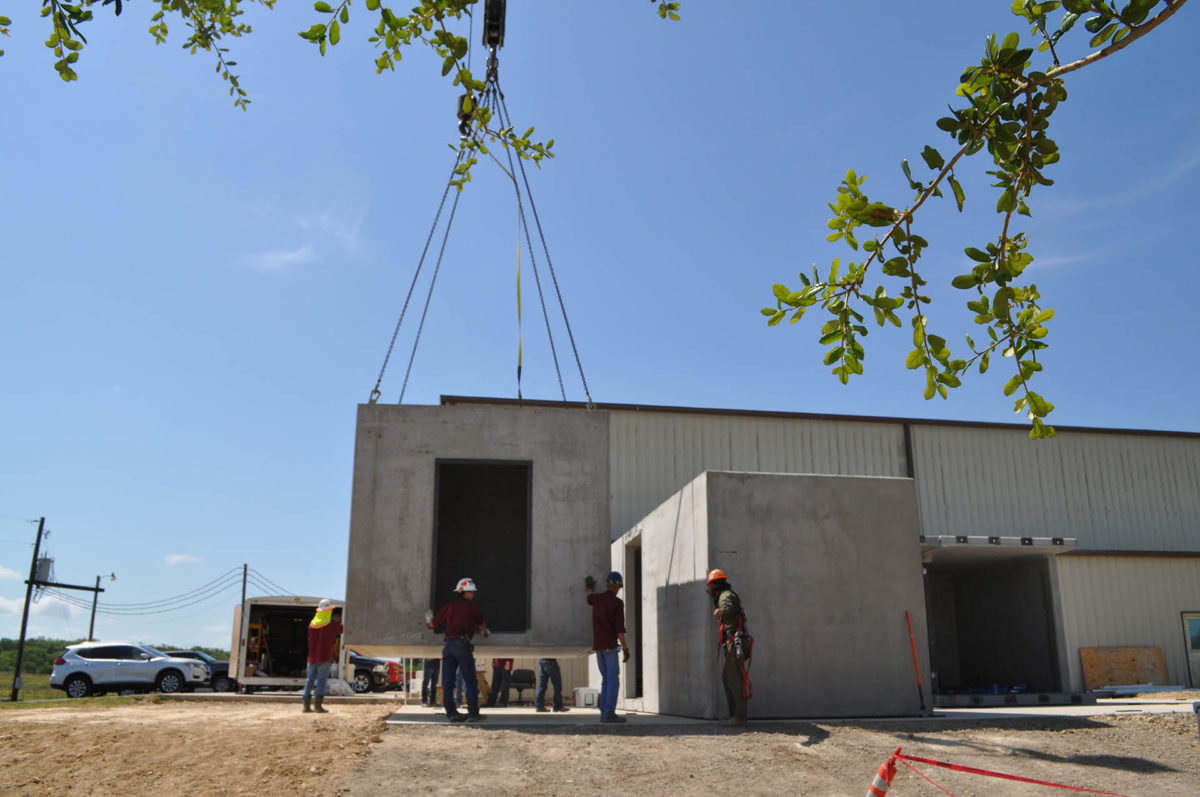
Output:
[2, 1, 1197, 652]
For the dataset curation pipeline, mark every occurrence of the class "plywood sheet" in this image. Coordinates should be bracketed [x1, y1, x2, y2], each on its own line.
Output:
[1079, 646, 1168, 690]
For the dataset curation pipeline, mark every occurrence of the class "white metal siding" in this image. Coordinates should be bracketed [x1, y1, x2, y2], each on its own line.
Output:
[1055, 555, 1200, 689]
[608, 411, 908, 537]
[912, 426, 1200, 551]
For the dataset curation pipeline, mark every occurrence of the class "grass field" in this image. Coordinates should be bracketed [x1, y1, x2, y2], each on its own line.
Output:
[0, 670, 65, 704]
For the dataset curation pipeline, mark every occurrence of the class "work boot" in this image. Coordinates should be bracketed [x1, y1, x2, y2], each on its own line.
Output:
[314, 697, 328, 713]
[719, 717, 746, 727]
[302, 696, 311, 713]
[535, 705, 550, 712]
[553, 706, 570, 712]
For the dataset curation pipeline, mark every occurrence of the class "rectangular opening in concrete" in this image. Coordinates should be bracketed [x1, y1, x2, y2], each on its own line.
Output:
[926, 556, 1061, 694]
[432, 460, 531, 633]
[625, 539, 643, 698]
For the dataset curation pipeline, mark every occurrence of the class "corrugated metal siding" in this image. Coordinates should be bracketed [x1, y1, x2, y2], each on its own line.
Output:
[608, 411, 908, 537]
[1055, 555, 1200, 689]
[912, 426, 1200, 551]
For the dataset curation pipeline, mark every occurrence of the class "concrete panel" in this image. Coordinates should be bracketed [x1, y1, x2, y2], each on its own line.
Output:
[345, 403, 609, 657]
[620, 470, 930, 718]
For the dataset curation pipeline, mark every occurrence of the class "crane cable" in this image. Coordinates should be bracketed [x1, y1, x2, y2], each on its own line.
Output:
[482, 46, 595, 408]
[369, 1, 593, 407]
[368, 150, 465, 405]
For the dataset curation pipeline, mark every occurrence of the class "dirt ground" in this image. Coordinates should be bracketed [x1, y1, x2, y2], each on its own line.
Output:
[0, 698, 1197, 796]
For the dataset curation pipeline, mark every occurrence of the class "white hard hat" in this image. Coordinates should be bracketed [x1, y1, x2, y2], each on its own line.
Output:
[317, 599, 335, 611]
[455, 578, 478, 593]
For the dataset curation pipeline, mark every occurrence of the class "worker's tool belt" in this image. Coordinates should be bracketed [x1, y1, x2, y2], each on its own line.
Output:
[725, 631, 751, 660]
[453, 635, 475, 652]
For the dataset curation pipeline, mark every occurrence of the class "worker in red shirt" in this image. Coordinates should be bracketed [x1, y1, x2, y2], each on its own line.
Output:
[586, 571, 629, 723]
[303, 598, 344, 713]
[427, 577, 490, 722]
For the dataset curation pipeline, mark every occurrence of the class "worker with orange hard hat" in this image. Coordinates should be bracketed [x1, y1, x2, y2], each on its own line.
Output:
[706, 568, 753, 726]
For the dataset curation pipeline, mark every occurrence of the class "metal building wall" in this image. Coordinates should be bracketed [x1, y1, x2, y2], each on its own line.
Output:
[607, 410, 908, 538]
[910, 426, 1200, 551]
[1054, 555, 1200, 689]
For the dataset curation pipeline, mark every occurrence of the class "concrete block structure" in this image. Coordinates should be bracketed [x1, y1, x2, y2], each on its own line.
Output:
[613, 471, 930, 718]
[344, 403, 609, 658]
[344, 395, 1200, 714]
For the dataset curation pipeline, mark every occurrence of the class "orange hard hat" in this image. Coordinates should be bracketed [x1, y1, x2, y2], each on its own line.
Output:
[706, 568, 726, 586]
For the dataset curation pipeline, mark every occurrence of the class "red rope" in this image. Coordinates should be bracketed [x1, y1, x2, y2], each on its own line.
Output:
[899, 758, 956, 796]
[896, 753, 1132, 796]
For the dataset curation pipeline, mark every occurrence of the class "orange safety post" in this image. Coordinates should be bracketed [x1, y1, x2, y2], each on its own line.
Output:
[864, 746, 901, 797]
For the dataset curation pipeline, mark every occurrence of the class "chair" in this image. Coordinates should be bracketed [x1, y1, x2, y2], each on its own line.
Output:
[508, 668, 537, 704]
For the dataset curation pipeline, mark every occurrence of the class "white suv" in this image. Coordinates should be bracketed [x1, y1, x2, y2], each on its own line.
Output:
[49, 642, 209, 698]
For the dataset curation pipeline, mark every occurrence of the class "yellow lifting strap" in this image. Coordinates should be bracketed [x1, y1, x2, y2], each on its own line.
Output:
[516, 200, 523, 403]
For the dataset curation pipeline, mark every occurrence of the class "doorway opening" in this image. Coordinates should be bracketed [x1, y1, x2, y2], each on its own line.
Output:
[624, 540, 643, 698]
[432, 459, 531, 633]
[925, 554, 1062, 694]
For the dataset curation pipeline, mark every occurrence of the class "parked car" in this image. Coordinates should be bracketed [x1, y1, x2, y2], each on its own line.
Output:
[49, 642, 208, 698]
[165, 650, 232, 692]
[347, 650, 390, 693]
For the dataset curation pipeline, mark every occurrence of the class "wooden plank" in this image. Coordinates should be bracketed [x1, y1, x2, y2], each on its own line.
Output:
[1079, 646, 1168, 690]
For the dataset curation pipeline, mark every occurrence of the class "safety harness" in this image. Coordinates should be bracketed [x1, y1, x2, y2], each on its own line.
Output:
[718, 590, 754, 700]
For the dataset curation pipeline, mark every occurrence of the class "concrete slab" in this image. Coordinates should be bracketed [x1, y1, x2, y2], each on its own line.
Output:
[382, 706, 703, 728]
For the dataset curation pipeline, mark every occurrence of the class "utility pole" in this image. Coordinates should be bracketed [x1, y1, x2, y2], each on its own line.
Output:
[87, 572, 115, 641]
[11, 519, 111, 702]
[10, 517, 45, 702]
[232, 563, 247, 690]
[88, 575, 101, 641]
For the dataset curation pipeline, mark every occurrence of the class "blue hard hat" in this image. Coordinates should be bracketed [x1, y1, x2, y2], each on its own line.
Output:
[605, 571, 623, 586]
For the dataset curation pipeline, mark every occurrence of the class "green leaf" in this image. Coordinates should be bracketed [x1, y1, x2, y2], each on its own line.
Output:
[366, 0, 380, 8]
[772, 284, 790, 301]
[920, 145, 945, 171]
[1003, 374, 1022, 396]
[341, 6, 350, 23]
[965, 247, 991, 263]
[905, 349, 924, 369]
[951, 274, 977, 289]
[997, 188, 1017, 213]
[313, 1, 333, 11]
[329, 19, 340, 45]
[948, 174, 965, 212]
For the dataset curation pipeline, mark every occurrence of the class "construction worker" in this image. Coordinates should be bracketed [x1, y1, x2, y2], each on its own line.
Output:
[585, 570, 629, 723]
[302, 599, 343, 713]
[427, 577, 490, 722]
[707, 568, 752, 726]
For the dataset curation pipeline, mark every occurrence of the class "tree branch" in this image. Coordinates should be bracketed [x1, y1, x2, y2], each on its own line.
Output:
[1045, 0, 1188, 81]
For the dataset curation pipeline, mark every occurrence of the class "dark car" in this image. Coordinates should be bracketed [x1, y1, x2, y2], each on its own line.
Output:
[348, 650, 390, 693]
[165, 650, 233, 692]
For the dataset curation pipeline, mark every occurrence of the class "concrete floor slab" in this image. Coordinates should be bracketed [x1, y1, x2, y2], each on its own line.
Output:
[381, 698, 1200, 728]
[383, 705, 705, 727]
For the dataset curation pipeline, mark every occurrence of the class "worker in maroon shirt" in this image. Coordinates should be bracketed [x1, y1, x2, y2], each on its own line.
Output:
[427, 577, 490, 722]
[586, 571, 629, 723]
[303, 598, 344, 713]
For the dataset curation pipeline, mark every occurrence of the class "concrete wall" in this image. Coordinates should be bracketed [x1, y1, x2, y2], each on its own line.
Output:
[345, 403, 609, 658]
[617, 470, 931, 718]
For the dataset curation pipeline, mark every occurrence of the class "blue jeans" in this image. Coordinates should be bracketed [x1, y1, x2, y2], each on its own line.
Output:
[421, 659, 440, 704]
[596, 648, 620, 716]
[441, 638, 479, 717]
[302, 661, 331, 701]
[536, 658, 564, 709]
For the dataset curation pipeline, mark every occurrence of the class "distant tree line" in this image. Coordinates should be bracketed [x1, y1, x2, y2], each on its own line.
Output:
[0, 638, 230, 675]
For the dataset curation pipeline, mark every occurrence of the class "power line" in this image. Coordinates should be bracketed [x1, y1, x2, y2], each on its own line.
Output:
[248, 568, 291, 595]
